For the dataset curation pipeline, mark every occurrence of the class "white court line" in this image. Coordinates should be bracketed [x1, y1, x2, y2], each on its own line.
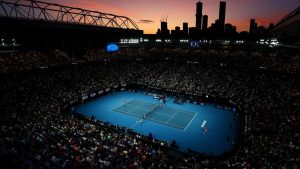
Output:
[175, 109, 196, 116]
[115, 110, 140, 117]
[124, 102, 145, 114]
[124, 101, 158, 117]
[119, 109, 186, 131]
[150, 110, 173, 118]
[184, 113, 197, 131]
[146, 117, 185, 130]
[130, 121, 140, 129]
[114, 100, 196, 131]
[166, 111, 178, 123]
[113, 101, 146, 118]
[158, 106, 195, 116]
[139, 105, 193, 131]
[113, 99, 141, 110]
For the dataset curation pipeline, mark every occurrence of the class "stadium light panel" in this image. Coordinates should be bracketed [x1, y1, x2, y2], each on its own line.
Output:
[106, 43, 119, 52]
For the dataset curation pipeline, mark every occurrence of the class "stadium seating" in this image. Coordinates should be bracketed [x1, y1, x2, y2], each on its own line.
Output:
[0, 47, 299, 168]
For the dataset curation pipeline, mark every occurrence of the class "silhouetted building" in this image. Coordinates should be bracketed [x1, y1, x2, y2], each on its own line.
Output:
[211, 23, 215, 28]
[249, 18, 256, 34]
[196, 1, 203, 30]
[213, 19, 221, 32]
[183, 22, 188, 36]
[171, 26, 181, 38]
[219, 1, 226, 33]
[156, 29, 161, 35]
[171, 30, 175, 37]
[161, 21, 167, 32]
[267, 23, 274, 37]
[160, 21, 170, 38]
[268, 23, 274, 30]
[224, 23, 237, 39]
[173, 26, 180, 34]
[225, 23, 236, 34]
[189, 27, 198, 38]
[202, 15, 208, 30]
[256, 26, 268, 38]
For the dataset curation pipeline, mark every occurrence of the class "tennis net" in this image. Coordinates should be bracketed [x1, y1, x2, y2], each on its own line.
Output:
[142, 104, 161, 119]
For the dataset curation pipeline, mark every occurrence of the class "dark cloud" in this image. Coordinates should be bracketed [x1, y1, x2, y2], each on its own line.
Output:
[138, 19, 155, 24]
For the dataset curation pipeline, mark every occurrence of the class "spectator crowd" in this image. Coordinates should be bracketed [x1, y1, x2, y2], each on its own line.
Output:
[0, 47, 299, 168]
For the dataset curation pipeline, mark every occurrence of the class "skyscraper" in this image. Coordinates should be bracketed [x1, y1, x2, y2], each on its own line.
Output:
[202, 15, 208, 30]
[219, 1, 226, 33]
[183, 22, 188, 36]
[196, 1, 203, 30]
[249, 18, 256, 34]
[161, 21, 169, 38]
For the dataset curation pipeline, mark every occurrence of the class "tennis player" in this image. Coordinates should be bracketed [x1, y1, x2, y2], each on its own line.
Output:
[139, 115, 146, 123]
[124, 99, 127, 106]
[160, 99, 163, 107]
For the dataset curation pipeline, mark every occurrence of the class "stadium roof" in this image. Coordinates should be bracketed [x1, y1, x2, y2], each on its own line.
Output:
[0, 0, 139, 30]
[273, 6, 300, 31]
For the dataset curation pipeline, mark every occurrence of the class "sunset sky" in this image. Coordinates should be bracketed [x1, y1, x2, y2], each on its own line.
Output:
[52, 0, 299, 34]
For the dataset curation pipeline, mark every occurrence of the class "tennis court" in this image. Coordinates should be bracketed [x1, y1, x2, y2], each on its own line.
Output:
[74, 91, 240, 155]
[112, 100, 196, 130]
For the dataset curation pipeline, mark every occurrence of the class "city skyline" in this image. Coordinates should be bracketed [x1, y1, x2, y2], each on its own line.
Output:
[51, 0, 299, 34]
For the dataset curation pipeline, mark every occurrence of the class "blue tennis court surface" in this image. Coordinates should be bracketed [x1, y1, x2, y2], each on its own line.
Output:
[74, 91, 239, 156]
[112, 100, 196, 130]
